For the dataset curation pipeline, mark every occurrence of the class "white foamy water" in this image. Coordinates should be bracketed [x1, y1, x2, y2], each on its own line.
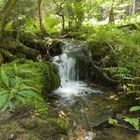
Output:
[53, 81, 96, 98]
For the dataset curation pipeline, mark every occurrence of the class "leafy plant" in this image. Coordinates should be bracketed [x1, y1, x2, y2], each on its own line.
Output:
[0, 67, 42, 111]
[129, 106, 140, 112]
[20, 18, 39, 36]
[124, 117, 139, 130]
[102, 67, 130, 80]
[108, 117, 118, 125]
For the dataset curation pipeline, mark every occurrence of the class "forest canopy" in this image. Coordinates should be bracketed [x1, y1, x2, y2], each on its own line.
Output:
[0, 0, 139, 37]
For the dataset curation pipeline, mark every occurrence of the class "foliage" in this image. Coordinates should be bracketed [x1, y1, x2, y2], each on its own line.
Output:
[0, 60, 60, 111]
[102, 67, 130, 80]
[0, 63, 42, 111]
[108, 117, 118, 125]
[44, 14, 60, 34]
[20, 18, 39, 35]
[129, 106, 140, 112]
[126, 76, 140, 115]
[124, 117, 139, 130]
[86, 25, 140, 77]
[31, 99, 48, 115]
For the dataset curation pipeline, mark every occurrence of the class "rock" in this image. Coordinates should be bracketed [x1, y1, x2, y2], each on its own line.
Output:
[76, 52, 92, 81]
[48, 39, 63, 57]
[88, 111, 113, 128]
[19, 118, 37, 130]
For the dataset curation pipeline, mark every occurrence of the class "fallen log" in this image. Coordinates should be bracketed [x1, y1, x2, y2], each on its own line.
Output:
[92, 62, 120, 86]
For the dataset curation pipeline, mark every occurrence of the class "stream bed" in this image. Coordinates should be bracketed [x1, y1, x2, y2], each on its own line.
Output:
[51, 39, 140, 140]
[51, 85, 140, 140]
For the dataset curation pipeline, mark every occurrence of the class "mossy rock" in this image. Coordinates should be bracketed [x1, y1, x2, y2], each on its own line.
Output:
[34, 118, 70, 139]
[88, 41, 110, 61]
[41, 61, 60, 93]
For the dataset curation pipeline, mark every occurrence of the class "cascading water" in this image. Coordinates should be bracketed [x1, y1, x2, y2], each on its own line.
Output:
[53, 39, 97, 98]
[54, 53, 76, 86]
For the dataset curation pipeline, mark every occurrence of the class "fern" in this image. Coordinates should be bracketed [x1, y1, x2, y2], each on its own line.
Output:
[102, 67, 130, 79]
[0, 68, 9, 88]
[0, 64, 43, 111]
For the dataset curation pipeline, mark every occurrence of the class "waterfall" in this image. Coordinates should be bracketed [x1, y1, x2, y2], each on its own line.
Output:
[53, 53, 76, 86]
[53, 39, 95, 97]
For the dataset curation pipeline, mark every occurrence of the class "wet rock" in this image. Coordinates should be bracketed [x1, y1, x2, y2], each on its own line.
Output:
[48, 39, 63, 57]
[86, 111, 113, 129]
[76, 53, 92, 81]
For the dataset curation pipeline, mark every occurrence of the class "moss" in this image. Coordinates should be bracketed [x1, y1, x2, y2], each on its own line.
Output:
[34, 117, 70, 138]
[0, 120, 41, 140]
[41, 61, 60, 93]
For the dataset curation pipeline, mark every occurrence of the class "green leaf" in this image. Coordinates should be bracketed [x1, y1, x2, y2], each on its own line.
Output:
[13, 63, 18, 75]
[124, 117, 139, 130]
[129, 106, 140, 112]
[0, 94, 9, 109]
[17, 90, 42, 101]
[8, 101, 15, 111]
[0, 68, 9, 87]
[18, 84, 37, 91]
[0, 90, 9, 96]
[19, 69, 34, 75]
[127, 91, 140, 94]
[108, 117, 118, 125]
[136, 97, 140, 100]
[15, 95, 26, 104]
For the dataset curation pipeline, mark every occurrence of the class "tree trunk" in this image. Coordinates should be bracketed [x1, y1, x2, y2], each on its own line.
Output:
[109, 6, 115, 23]
[131, 0, 136, 16]
[0, 0, 17, 40]
[38, 0, 46, 34]
[62, 15, 65, 31]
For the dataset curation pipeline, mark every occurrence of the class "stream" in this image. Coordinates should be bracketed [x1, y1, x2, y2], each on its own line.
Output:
[52, 39, 140, 140]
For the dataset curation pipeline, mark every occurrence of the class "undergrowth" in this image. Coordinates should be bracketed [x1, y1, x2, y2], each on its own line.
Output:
[71, 24, 140, 130]
[0, 60, 60, 111]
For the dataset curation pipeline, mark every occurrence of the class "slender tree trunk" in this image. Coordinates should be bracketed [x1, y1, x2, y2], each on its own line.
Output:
[38, 0, 46, 34]
[62, 15, 65, 31]
[68, 19, 72, 29]
[109, 6, 115, 23]
[131, 0, 136, 16]
[0, 0, 17, 40]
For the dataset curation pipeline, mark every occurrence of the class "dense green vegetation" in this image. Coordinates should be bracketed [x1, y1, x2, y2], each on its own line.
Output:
[0, 0, 140, 139]
[0, 60, 60, 110]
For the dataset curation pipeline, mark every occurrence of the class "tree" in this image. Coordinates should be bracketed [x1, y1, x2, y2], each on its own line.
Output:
[131, 0, 136, 16]
[38, 0, 46, 34]
[0, 0, 17, 39]
[109, 5, 115, 23]
[53, 0, 65, 31]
